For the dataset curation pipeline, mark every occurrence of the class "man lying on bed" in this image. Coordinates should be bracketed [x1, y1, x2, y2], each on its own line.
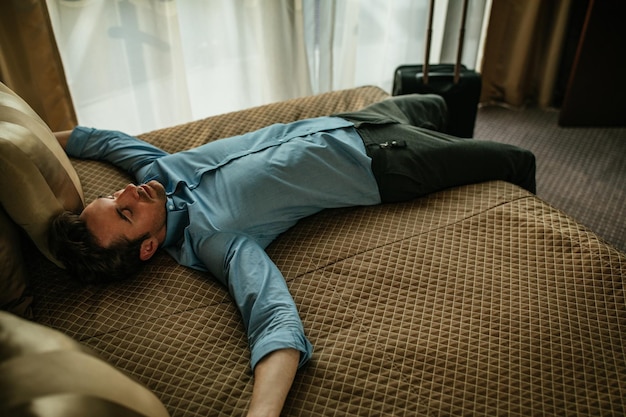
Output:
[50, 94, 535, 417]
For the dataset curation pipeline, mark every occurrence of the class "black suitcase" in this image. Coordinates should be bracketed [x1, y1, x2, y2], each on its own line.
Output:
[392, 0, 481, 138]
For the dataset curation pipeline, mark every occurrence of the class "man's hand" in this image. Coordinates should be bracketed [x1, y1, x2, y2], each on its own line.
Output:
[247, 348, 300, 417]
[53, 129, 73, 150]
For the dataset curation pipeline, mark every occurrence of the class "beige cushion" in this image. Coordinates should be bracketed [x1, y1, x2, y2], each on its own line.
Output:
[0, 81, 84, 315]
[0, 207, 32, 316]
[0, 311, 170, 417]
[0, 81, 84, 261]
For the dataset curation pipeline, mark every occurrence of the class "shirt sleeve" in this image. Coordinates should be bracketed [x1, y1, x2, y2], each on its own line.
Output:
[192, 231, 313, 371]
[66, 126, 169, 179]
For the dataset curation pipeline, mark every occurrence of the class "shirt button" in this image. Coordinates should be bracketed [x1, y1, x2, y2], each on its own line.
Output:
[168, 204, 174, 210]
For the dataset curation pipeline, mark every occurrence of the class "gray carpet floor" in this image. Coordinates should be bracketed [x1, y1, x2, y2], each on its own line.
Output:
[474, 105, 625, 253]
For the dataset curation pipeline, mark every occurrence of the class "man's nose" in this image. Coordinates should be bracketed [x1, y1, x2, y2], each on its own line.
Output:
[119, 184, 139, 201]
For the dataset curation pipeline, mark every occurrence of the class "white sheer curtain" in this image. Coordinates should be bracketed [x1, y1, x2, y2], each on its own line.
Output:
[304, 0, 490, 94]
[47, 0, 489, 135]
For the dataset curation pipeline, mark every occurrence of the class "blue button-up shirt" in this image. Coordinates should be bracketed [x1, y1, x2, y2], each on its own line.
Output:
[68, 117, 381, 370]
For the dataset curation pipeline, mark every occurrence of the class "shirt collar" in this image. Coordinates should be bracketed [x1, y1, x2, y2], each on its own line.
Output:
[163, 195, 189, 247]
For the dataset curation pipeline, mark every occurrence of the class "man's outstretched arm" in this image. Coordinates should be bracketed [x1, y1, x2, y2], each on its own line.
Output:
[54, 127, 169, 180]
[248, 348, 300, 417]
[197, 234, 313, 416]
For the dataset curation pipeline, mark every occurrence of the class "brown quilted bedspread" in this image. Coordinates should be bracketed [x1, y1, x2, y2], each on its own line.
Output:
[29, 87, 625, 416]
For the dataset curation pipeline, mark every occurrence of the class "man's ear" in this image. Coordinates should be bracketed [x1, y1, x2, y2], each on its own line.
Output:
[139, 236, 159, 261]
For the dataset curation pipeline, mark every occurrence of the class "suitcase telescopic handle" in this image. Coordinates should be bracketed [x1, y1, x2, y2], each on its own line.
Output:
[423, 0, 435, 85]
[454, 0, 469, 84]
[423, 0, 469, 85]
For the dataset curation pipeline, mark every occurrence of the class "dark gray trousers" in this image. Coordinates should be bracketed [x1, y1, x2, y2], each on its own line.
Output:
[336, 94, 536, 203]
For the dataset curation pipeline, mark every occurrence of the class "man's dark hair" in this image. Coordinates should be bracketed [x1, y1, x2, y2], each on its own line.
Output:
[49, 211, 149, 284]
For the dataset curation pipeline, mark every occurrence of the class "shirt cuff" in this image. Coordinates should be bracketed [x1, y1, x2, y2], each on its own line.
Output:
[66, 126, 94, 157]
[250, 330, 313, 371]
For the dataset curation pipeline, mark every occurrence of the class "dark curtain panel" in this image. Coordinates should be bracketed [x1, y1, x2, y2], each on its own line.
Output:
[0, 0, 76, 131]
[559, 0, 626, 126]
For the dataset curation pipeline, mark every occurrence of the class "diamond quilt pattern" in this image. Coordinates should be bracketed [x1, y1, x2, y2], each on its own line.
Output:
[26, 87, 625, 416]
